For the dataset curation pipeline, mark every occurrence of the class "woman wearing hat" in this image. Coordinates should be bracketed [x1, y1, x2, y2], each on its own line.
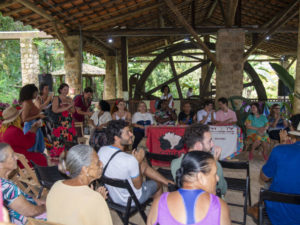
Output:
[0, 106, 48, 167]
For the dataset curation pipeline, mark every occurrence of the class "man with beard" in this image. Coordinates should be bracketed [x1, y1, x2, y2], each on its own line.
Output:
[171, 123, 227, 196]
[98, 120, 174, 206]
[72, 87, 94, 122]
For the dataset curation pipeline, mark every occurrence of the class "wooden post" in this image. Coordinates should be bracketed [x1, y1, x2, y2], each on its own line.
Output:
[121, 37, 129, 100]
[103, 56, 116, 100]
[294, 5, 300, 114]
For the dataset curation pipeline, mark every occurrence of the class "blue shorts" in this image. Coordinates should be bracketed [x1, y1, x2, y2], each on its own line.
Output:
[138, 180, 158, 204]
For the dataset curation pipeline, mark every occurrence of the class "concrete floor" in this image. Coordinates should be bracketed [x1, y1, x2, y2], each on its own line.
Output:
[109, 149, 266, 225]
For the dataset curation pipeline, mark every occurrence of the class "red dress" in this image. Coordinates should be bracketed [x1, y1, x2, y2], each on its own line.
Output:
[1, 125, 48, 167]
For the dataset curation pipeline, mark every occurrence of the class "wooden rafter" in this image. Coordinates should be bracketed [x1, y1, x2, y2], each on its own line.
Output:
[2, 7, 25, 17]
[217, 0, 227, 25]
[14, 0, 69, 32]
[169, 56, 183, 99]
[0, 0, 13, 9]
[83, 1, 164, 30]
[226, 0, 239, 27]
[243, 2, 299, 61]
[205, 0, 218, 20]
[164, 0, 218, 67]
[39, 0, 130, 29]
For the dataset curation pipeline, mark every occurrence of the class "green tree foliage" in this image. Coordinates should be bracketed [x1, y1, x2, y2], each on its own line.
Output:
[0, 14, 33, 103]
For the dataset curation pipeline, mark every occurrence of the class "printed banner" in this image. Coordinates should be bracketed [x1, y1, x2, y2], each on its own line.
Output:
[146, 126, 188, 166]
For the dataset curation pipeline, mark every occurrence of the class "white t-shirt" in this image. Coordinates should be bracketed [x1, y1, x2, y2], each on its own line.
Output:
[132, 112, 154, 125]
[98, 145, 141, 206]
[161, 93, 173, 109]
[91, 111, 112, 127]
[197, 109, 216, 124]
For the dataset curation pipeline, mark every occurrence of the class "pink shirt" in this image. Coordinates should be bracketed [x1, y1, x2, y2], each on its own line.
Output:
[216, 108, 237, 123]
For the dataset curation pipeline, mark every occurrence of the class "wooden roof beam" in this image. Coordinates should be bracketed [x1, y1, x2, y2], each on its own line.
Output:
[243, 1, 299, 61]
[89, 27, 298, 37]
[14, 0, 69, 32]
[0, 31, 52, 39]
[39, 0, 122, 29]
[164, 0, 218, 67]
[205, 0, 218, 20]
[82, 36, 115, 56]
[0, 0, 13, 9]
[2, 7, 26, 17]
[83, 1, 165, 30]
[226, 0, 239, 27]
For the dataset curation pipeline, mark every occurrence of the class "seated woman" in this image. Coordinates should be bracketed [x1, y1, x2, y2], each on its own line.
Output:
[245, 103, 270, 161]
[0, 143, 46, 224]
[89, 100, 112, 151]
[20, 84, 46, 153]
[46, 144, 113, 225]
[90, 100, 112, 133]
[0, 106, 47, 167]
[178, 102, 195, 125]
[267, 104, 289, 141]
[112, 100, 131, 123]
[147, 151, 231, 225]
[155, 100, 177, 125]
[132, 101, 154, 149]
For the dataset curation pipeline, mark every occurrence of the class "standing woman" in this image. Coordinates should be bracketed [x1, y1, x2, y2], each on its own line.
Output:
[245, 103, 270, 161]
[161, 85, 173, 109]
[132, 101, 154, 149]
[35, 83, 54, 149]
[49, 83, 77, 157]
[112, 100, 131, 123]
[34, 82, 53, 112]
[20, 84, 46, 153]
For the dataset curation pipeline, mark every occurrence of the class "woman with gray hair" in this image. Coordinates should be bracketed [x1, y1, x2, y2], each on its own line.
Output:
[46, 144, 113, 225]
[0, 143, 46, 224]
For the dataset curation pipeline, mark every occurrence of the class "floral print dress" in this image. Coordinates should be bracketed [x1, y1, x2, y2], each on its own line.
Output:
[47, 98, 77, 157]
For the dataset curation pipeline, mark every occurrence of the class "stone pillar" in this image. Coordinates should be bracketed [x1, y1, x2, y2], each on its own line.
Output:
[64, 36, 81, 96]
[103, 56, 116, 100]
[216, 29, 245, 107]
[116, 55, 123, 98]
[20, 38, 40, 87]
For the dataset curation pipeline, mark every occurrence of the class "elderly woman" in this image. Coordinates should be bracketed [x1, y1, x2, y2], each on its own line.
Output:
[0, 106, 47, 167]
[132, 101, 154, 149]
[245, 103, 270, 161]
[0, 143, 46, 224]
[147, 151, 231, 225]
[46, 144, 113, 225]
[20, 84, 46, 153]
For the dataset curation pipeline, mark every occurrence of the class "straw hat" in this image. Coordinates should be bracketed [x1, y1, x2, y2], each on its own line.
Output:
[289, 122, 300, 137]
[2, 106, 22, 124]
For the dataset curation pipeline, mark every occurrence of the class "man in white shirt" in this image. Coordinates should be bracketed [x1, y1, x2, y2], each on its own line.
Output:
[98, 120, 173, 206]
[197, 100, 216, 124]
